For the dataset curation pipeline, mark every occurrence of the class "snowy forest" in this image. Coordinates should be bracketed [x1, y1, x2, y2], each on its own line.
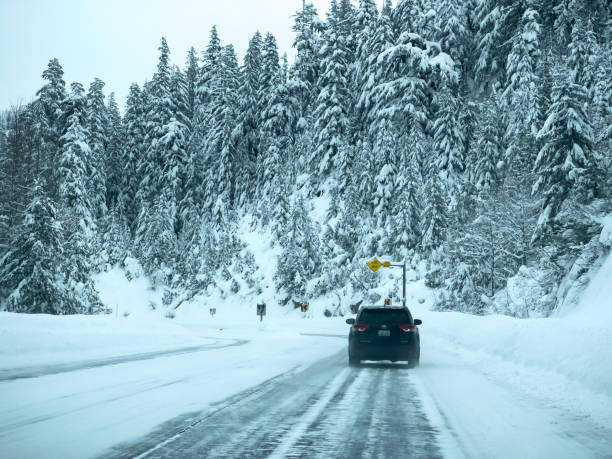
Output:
[0, 0, 610, 317]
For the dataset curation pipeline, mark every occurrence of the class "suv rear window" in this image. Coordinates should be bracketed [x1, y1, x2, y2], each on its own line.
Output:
[358, 309, 411, 324]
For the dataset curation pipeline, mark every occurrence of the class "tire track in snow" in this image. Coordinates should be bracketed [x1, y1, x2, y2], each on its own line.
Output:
[283, 364, 442, 459]
[286, 365, 381, 458]
[361, 368, 442, 459]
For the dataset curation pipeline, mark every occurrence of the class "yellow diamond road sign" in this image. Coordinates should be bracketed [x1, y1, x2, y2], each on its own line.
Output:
[367, 257, 383, 272]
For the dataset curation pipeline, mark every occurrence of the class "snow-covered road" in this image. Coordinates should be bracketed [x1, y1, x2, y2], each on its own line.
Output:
[109, 351, 443, 459]
[107, 340, 611, 459]
[2, 322, 610, 459]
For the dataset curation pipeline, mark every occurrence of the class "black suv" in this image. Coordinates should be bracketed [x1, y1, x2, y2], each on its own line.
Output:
[346, 306, 422, 367]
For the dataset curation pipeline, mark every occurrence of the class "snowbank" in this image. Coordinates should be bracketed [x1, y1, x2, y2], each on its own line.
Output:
[0, 268, 205, 369]
[0, 311, 210, 369]
[599, 213, 612, 247]
[405, 253, 612, 427]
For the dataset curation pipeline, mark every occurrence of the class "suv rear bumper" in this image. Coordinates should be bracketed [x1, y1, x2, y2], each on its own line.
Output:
[349, 341, 418, 361]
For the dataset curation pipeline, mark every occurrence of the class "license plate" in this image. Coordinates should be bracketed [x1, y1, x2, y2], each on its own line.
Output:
[378, 330, 390, 337]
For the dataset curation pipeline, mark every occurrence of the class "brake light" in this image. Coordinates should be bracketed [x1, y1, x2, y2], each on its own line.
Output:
[353, 324, 370, 331]
[399, 324, 416, 332]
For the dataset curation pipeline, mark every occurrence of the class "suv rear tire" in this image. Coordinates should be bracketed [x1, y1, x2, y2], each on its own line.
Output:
[348, 353, 360, 367]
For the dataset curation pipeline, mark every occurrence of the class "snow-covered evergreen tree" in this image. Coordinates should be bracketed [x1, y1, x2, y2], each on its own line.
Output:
[105, 93, 123, 212]
[420, 172, 448, 252]
[433, 85, 465, 183]
[311, 1, 351, 180]
[86, 78, 108, 220]
[36, 58, 66, 194]
[533, 73, 596, 241]
[474, 94, 503, 192]
[205, 44, 241, 226]
[275, 197, 320, 305]
[122, 83, 146, 231]
[435, 0, 469, 74]
[59, 105, 95, 238]
[389, 152, 421, 258]
[291, 2, 323, 117]
[184, 46, 200, 124]
[235, 32, 264, 208]
[0, 181, 77, 314]
[135, 191, 177, 281]
[502, 7, 541, 146]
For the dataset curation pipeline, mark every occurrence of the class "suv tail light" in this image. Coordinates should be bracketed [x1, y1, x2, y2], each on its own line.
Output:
[353, 324, 370, 331]
[399, 324, 416, 332]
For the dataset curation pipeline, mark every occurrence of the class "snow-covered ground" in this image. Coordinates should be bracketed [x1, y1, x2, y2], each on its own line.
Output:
[0, 308, 348, 458]
[409, 251, 612, 427]
[1, 247, 611, 458]
[405, 254, 612, 458]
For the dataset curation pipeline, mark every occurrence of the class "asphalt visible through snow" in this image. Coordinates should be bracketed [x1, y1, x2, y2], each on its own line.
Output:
[0, 338, 249, 382]
[103, 351, 442, 459]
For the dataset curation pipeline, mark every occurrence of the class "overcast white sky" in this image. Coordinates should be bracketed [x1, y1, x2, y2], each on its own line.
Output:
[0, 0, 392, 111]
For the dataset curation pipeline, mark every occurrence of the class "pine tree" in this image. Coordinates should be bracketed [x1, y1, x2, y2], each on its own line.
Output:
[196, 26, 223, 120]
[372, 118, 398, 231]
[258, 74, 297, 208]
[181, 28, 224, 233]
[101, 208, 131, 267]
[122, 83, 146, 231]
[357, 0, 394, 134]
[105, 93, 124, 212]
[86, 78, 108, 220]
[205, 45, 241, 226]
[354, 0, 378, 85]
[291, 2, 323, 116]
[36, 59, 66, 192]
[371, 20, 456, 143]
[0, 181, 76, 314]
[275, 197, 320, 305]
[58, 83, 103, 309]
[184, 47, 200, 124]
[59, 108, 95, 239]
[135, 191, 177, 279]
[136, 38, 186, 241]
[502, 7, 541, 141]
[0, 105, 42, 252]
[311, 1, 351, 180]
[435, 0, 469, 73]
[474, 1, 527, 90]
[389, 154, 421, 258]
[260, 33, 281, 104]
[271, 170, 293, 244]
[393, 0, 427, 37]
[474, 95, 503, 191]
[235, 32, 264, 208]
[255, 32, 287, 206]
[533, 73, 595, 241]
[420, 172, 447, 252]
[166, 66, 190, 233]
[433, 85, 465, 183]
[170, 66, 191, 129]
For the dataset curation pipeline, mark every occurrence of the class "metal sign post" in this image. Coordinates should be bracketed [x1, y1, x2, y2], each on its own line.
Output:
[367, 258, 407, 308]
[257, 303, 266, 322]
